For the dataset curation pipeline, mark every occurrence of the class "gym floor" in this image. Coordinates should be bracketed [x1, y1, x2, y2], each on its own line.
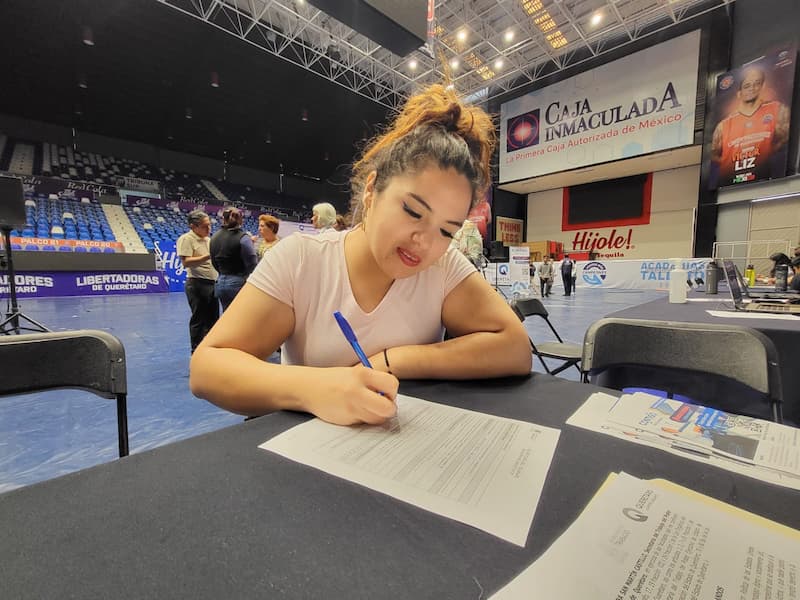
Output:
[0, 286, 663, 492]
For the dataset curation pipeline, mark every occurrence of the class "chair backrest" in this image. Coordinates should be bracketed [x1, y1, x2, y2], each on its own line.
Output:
[0, 329, 127, 399]
[512, 297, 549, 319]
[582, 318, 783, 421]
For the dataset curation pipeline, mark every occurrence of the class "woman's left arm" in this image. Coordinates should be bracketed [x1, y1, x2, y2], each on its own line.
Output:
[367, 272, 532, 379]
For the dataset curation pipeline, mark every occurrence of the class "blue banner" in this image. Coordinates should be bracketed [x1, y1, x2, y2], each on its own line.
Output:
[154, 240, 187, 292]
[0, 271, 169, 298]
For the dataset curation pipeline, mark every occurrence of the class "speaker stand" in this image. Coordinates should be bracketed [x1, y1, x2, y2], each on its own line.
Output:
[0, 228, 50, 335]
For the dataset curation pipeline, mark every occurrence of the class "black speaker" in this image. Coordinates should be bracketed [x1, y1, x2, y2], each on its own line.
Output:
[0, 176, 26, 231]
[488, 240, 508, 262]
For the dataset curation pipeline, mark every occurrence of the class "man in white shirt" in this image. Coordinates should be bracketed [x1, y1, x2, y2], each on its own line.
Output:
[177, 210, 218, 353]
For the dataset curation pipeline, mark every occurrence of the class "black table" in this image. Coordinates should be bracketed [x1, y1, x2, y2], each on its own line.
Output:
[1, 375, 798, 599]
[607, 295, 800, 424]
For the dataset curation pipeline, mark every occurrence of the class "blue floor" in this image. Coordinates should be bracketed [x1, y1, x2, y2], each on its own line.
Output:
[0, 287, 663, 492]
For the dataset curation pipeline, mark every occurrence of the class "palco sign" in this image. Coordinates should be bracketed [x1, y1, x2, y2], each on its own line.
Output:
[499, 30, 700, 183]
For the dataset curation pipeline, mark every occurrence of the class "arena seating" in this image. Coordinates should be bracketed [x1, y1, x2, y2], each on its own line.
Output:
[8, 193, 117, 252]
[0, 134, 325, 254]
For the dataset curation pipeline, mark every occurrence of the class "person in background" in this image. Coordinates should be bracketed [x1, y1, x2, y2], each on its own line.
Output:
[190, 83, 531, 425]
[767, 252, 792, 284]
[255, 214, 281, 260]
[333, 214, 348, 231]
[210, 207, 258, 312]
[311, 202, 337, 231]
[790, 256, 800, 292]
[561, 254, 574, 296]
[177, 210, 218, 353]
[450, 219, 483, 269]
[539, 255, 553, 297]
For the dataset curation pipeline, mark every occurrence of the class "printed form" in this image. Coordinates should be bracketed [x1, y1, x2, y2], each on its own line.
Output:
[492, 472, 800, 599]
[260, 394, 560, 546]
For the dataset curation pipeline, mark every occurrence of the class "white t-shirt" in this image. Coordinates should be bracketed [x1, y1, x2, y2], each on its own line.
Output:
[247, 229, 476, 367]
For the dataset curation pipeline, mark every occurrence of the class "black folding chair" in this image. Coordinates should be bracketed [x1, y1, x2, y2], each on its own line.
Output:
[582, 318, 784, 423]
[0, 329, 130, 456]
[511, 297, 582, 376]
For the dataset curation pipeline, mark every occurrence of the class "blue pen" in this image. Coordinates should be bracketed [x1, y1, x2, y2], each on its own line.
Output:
[334, 311, 398, 423]
[333, 311, 373, 368]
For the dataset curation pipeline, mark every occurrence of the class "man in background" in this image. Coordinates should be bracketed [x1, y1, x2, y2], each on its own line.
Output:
[177, 210, 218, 353]
[561, 254, 574, 296]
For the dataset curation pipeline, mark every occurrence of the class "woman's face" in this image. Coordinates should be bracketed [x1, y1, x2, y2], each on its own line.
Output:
[259, 221, 276, 241]
[362, 166, 472, 279]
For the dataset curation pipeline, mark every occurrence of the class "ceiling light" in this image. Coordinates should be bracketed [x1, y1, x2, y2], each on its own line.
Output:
[494, 59, 504, 70]
[82, 26, 94, 46]
[456, 30, 467, 43]
[301, 109, 309, 122]
[450, 58, 459, 70]
[185, 107, 192, 120]
[445, 84, 455, 91]
[265, 132, 272, 144]
[409, 59, 418, 70]
[504, 30, 514, 43]
[210, 72, 220, 88]
[590, 12, 603, 26]
[78, 74, 88, 89]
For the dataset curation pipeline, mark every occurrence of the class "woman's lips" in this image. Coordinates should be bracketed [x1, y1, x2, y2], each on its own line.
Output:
[397, 247, 421, 267]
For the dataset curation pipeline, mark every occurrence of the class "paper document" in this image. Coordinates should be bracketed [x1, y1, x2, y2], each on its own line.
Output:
[492, 472, 800, 599]
[707, 309, 800, 321]
[568, 392, 800, 489]
[260, 394, 560, 546]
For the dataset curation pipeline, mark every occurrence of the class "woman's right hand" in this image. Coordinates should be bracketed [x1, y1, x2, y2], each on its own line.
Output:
[303, 366, 399, 426]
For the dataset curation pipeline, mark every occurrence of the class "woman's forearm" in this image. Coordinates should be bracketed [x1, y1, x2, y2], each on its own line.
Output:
[380, 329, 532, 380]
[190, 346, 311, 416]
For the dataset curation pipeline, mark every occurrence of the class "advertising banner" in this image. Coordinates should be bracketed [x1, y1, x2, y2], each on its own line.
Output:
[6, 237, 124, 252]
[154, 240, 187, 292]
[0, 271, 169, 298]
[496, 216, 524, 244]
[500, 30, 700, 183]
[708, 42, 796, 188]
[509, 246, 531, 295]
[120, 176, 161, 194]
[574, 258, 710, 290]
[1, 173, 117, 200]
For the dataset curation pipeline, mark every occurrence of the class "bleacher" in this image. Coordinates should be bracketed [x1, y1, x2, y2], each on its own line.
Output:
[7, 193, 117, 253]
[1, 134, 319, 253]
[123, 203, 192, 251]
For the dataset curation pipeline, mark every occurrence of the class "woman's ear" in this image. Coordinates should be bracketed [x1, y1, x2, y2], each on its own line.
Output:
[362, 170, 377, 211]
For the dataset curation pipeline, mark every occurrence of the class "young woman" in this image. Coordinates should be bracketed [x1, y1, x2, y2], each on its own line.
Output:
[190, 84, 532, 425]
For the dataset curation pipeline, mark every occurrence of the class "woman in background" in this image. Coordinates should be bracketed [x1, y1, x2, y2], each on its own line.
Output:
[311, 202, 337, 231]
[255, 214, 280, 260]
[209, 207, 258, 311]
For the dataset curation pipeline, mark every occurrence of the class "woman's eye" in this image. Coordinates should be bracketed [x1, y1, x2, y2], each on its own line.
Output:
[403, 203, 422, 219]
[440, 229, 454, 239]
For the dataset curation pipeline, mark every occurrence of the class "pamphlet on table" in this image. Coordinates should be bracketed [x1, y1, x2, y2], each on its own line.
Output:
[567, 392, 800, 489]
[491, 472, 800, 599]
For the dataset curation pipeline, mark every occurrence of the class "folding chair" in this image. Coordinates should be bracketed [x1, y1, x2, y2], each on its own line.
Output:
[0, 330, 129, 456]
[582, 318, 783, 423]
[511, 297, 582, 376]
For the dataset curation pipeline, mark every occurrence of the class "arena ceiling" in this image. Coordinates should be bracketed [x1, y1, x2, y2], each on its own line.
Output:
[0, 0, 733, 182]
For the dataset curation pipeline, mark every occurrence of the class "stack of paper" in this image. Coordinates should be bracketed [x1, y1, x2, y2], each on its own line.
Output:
[568, 392, 800, 489]
[260, 394, 561, 546]
[492, 472, 800, 599]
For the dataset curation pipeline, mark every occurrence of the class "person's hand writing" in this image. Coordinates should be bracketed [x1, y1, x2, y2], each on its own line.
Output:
[304, 366, 398, 426]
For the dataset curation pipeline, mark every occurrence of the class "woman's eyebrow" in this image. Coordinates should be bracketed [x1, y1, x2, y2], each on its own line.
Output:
[407, 193, 463, 227]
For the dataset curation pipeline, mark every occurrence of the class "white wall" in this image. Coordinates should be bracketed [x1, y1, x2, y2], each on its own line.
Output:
[526, 164, 700, 259]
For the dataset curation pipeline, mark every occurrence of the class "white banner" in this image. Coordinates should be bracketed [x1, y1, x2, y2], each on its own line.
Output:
[120, 176, 161, 194]
[500, 30, 700, 183]
[509, 246, 531, 295]
[529, 258, 711, 291]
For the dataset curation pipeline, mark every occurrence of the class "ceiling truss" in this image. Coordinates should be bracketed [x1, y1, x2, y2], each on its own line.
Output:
[155, 0, 734, 109]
